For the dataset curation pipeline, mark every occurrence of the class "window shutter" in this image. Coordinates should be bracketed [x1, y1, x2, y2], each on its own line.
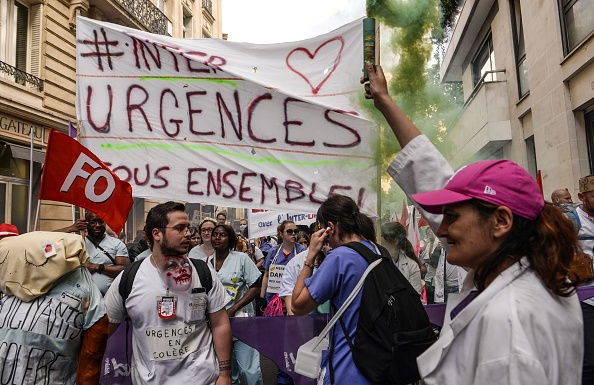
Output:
[30, 3, 42, 79]
[15, 2, 29, 73]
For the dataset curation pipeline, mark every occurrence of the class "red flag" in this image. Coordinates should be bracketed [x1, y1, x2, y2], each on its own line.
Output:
[39, 130, 132, 234]
[399, 200, 408, 228]
[536, 170, 544, 196]
[418, 216, 428, 228]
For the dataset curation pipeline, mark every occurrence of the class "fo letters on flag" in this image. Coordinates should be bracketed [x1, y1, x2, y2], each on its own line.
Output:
[39, 129, 132, 234]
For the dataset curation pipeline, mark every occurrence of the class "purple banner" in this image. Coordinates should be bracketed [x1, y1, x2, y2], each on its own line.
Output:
[101, 287, 594, 384]
[230, 315, 328, 385]
[101, 320, 132, 385]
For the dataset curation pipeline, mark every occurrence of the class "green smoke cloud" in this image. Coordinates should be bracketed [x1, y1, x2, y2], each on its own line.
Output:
[363, 0, 462, 217]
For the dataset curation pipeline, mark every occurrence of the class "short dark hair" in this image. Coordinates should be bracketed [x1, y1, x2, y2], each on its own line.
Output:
[145, 201, 186, 247]
[85, 211, 100, 221]
[217, 212, 227, 219]
[212, 224, 237, 251]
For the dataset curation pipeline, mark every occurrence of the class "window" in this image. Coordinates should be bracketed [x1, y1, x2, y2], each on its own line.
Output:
[560, 0, 594, 53]
[472, 35, 497, 87]
[0, 0, 29, 71]
[511, 0, 529, 97]
[0, 151, 42, 234]
[182, 8, 192, 38]
[0, 0, 42, 88]
[157, 0, 165, 12]
[525, 135, 537, 178]
[586, 109, 594, 173]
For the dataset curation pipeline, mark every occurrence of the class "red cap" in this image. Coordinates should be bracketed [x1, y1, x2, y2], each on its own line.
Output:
[412, 159, 544, 220]
[0, 223, 19, 239]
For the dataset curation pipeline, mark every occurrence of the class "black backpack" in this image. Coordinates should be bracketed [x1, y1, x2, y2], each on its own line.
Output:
[331, 242, 438, 385]
[119, 257, 213, 302]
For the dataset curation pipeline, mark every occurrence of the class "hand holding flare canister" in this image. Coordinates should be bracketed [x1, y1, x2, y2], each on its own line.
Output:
[363, 17, 376, 82]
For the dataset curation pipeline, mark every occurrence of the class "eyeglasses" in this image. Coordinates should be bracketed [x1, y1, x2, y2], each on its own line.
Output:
[161, 225, 194, 235]
[211, 231, 229, 238]
[285, 229, 298, 235]
[201, 228, 214, 234]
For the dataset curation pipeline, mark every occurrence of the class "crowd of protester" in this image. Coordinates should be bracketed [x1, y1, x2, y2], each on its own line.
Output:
[2, 61, 594, 385]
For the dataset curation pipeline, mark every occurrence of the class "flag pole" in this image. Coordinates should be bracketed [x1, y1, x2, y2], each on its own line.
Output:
[27, 126, 34, 232]
[376, 125, 382, 242]
[34, 199, 41, 231]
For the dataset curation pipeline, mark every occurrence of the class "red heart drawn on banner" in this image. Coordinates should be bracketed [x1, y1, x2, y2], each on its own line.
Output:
[286, 37, 345, 95]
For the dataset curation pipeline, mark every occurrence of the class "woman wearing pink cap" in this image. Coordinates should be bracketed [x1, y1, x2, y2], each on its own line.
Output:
[364, 62, 587, 385]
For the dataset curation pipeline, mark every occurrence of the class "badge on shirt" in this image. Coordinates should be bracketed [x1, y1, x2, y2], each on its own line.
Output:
[157, 295, 177, 319]
[59, 291, 81, 309]
[42, 240, 57, 258]
[225, 286, 238, 303]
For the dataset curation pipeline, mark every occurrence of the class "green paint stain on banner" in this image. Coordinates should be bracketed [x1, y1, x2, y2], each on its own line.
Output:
[139, 76, 238, 86]
[100, 142, 368, 168]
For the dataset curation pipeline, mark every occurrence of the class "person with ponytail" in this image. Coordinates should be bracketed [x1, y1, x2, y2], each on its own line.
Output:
[292, 194, 378, 384]
[363, 61, 586, 384]
[381, 222, 423, 295]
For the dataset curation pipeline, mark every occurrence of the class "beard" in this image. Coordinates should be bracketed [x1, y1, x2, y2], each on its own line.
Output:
[159, 236, 189, 256]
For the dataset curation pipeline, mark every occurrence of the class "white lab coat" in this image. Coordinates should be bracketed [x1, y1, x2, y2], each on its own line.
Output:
[393, 249, 422, 295]
[388, 135, 584, 385]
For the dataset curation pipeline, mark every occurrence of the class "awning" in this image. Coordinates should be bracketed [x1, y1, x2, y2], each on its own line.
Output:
[8, 144, 45, 164]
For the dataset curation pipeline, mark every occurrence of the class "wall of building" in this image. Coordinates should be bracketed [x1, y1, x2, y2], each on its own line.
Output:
[443, 0, 594, 201]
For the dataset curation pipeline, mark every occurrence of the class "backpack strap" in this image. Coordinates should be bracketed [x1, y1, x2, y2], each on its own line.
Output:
[343, 241, 390, 263]
[189, 258, 213, 294]
[118, 257, 213, 304]
[119, 259, 143, 302]
[569, 210, 582, 233]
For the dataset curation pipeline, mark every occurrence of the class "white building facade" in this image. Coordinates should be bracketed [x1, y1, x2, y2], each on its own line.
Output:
[441, 0, 594, 199]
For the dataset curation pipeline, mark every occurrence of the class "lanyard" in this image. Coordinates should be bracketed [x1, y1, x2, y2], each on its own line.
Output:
[271, 244, 296, 265]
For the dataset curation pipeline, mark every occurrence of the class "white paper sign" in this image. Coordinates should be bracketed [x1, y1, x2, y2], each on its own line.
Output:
[75, 16, 377, 215]
[267, 264, 287, 294]
[145, 324, 200, 361]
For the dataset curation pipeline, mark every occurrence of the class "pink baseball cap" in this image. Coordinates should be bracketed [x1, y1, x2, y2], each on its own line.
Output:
[412, 159, 544, 220]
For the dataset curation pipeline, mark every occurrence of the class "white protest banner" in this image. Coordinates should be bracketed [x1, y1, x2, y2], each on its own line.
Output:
[76, 16, 377, 215]
[248, 209, 317, 239]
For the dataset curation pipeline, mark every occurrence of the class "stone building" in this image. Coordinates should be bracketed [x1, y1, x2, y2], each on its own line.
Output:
[0, 0, 223, 234]
[440, 0, 594, 199]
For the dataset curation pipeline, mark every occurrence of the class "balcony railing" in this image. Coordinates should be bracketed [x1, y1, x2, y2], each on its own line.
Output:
[202, 0, 212, 15]
[115, 0, 169, 35]
[0, 61, 43, 91]
[464, 70, 506, 109]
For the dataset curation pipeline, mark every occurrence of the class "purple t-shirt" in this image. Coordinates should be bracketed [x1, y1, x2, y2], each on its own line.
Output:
[305, 240, 378, 385]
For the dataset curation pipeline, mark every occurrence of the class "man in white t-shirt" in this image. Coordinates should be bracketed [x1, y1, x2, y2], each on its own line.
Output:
[104, 201, 232, 385]
[85, 211, 130, 295]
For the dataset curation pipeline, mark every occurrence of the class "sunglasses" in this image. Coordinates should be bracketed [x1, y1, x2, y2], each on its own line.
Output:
[285, 229, 298, 235]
